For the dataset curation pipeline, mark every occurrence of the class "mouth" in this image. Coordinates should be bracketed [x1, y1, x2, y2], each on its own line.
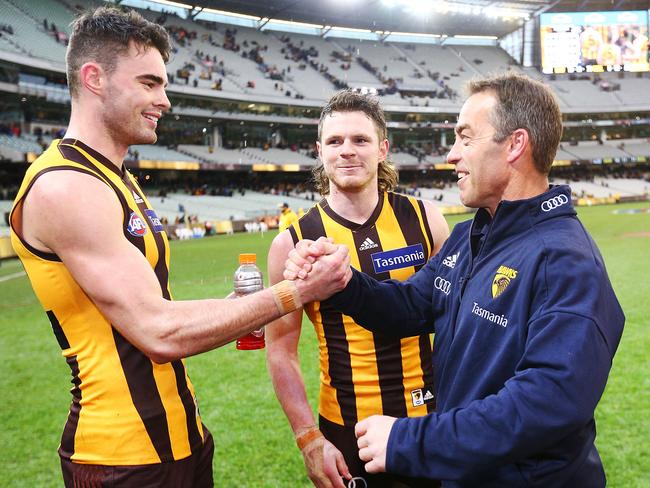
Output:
[338, 163, 362, 170]
[456, 170, 469, 185]
[142, 112, 161, 127]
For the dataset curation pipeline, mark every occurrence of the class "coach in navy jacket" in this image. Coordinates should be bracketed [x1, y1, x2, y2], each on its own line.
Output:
[285, 73, 624, 487]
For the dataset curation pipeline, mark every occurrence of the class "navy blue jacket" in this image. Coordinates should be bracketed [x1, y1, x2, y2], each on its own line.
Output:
[327, 185, 624, 487]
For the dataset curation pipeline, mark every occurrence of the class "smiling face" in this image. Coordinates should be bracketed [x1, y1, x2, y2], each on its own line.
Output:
[317, 111, 389, 194]
[446, 91, 512, 213]
[101, 42, 170, 147]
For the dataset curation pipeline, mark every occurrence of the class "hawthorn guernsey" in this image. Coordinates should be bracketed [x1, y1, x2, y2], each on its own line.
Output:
[371, 243, 426, 274]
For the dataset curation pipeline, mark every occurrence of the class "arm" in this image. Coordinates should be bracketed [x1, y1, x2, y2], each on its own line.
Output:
[266, 232, 350, 488]
[324, 264, 438, 338]
[19, 171, 347, 363]
[384, 312, 613, 482]
[285, 239, 439, 338]
[367, 244, 624, 481]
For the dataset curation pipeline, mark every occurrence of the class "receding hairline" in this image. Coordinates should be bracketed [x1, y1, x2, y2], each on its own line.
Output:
[456, 91, 499, 132]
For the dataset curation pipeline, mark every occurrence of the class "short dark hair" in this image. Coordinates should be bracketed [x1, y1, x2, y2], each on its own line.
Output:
[66, 6, 171, 97]
[467, 73, 563, 174]
[313, 89, 397, 195]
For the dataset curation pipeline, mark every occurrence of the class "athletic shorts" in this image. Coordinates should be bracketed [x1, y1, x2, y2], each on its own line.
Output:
[319, 415, 438, 488]
[61, 425, 214, 488]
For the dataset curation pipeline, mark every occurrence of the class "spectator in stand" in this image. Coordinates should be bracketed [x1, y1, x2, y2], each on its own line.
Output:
[277, 202, 298, 232]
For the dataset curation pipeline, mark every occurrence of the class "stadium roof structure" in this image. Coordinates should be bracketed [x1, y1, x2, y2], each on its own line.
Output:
[182, 0, 650, 38]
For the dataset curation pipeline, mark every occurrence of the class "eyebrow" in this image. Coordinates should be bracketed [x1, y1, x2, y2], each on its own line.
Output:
[137, 74, 167, 87]
[455, 123, 470, 135]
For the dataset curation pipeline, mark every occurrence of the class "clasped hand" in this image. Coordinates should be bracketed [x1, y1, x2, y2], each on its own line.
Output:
[284, 237, 352, 303]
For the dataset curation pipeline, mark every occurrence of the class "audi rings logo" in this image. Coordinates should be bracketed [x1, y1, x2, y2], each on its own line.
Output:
[434, 276, 451, 295]
[347, 477, 368, 488]
[541, 194, 568, 212]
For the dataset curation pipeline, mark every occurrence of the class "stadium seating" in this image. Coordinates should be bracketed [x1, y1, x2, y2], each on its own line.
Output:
[148, 191, 314, 223]
[0, 134, 42, 159]
[0, 0, 67, 65]
[1, 0, 649, 113]
[130, 144, 197, 162]
[618, 139, 650, 158]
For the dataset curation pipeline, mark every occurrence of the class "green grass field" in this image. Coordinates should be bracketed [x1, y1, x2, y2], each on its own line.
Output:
[1, 202, 649, 487]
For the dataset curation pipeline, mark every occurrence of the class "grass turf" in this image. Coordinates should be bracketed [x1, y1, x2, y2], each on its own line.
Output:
[0, 202, 648, 487]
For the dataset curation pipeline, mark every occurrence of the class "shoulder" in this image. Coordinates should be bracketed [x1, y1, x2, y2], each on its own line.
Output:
[21, 169, 124, 254]
[417, 198, 450, 254]
[536, 214, 597, 262]
[269, 229, 295, 260]
[27, 168, 115, 209]
[267, 229, 296, 282]
[531, 215, 620, 317]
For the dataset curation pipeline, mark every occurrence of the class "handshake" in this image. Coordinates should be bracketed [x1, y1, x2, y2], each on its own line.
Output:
[283, 237, 353, 305]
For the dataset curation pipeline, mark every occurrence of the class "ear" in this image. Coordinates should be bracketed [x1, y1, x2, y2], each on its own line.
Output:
[78, 62, 104, 97]
[316, 140, 322, 161]
[378, 138, 389, 162]
[506, 128, 529, 164]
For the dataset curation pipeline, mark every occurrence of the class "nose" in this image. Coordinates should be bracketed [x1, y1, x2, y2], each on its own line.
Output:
[157, 88, 171, 112]
[340, 138, 356, 158]
[446, 137, 461, 166]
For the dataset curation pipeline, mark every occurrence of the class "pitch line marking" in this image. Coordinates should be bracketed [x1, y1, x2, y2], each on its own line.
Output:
[0, 271, 26, 282]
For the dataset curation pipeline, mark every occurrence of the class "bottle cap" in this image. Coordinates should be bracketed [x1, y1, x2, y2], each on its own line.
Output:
[239, 253, 257, 264]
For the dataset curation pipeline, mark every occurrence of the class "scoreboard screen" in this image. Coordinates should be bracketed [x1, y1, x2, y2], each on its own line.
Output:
[540, 10, 649, 74]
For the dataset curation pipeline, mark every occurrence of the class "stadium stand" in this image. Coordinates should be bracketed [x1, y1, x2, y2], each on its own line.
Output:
[1, 0, 649, 112]
[0, 0, 68, 65]
[0, 0, 649, 224]
[148, 191, 315, 223]
[129, 144, 197, 162]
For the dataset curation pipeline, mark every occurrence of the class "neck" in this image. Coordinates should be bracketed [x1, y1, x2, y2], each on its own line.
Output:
[64, 105, 127, 171]
[488, 170, 549, 215]
[326, 183, 381, 224]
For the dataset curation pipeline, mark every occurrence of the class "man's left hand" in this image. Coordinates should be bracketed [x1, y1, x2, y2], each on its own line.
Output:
[354, 415, 397, 474]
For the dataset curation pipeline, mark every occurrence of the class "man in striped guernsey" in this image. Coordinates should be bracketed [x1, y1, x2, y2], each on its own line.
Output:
[266, 90, 449, 488]
[8, 7, 346, 487]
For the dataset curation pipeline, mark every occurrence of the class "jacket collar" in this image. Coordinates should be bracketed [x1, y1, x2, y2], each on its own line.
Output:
[473, 185, 575, 241]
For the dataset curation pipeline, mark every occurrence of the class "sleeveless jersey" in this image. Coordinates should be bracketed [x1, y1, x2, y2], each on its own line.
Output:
[9, 139, 204, 465]
[289, 192, 436, 426]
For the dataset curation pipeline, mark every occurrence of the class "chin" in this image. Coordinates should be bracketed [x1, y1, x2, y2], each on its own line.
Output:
[135, 132, 158, 145]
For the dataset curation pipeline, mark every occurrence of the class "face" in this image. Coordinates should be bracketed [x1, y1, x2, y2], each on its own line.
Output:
[447, 92, 511, 213]
[101, 43, 171, 148]
[317, 111, 388, 194]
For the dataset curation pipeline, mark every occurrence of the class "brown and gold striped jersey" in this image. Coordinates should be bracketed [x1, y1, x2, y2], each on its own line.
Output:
[10, 139, 204, 465]
[289, 192, 436, 426]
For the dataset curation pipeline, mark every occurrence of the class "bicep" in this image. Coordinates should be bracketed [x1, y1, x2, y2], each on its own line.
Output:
[26, 172, 166, 341]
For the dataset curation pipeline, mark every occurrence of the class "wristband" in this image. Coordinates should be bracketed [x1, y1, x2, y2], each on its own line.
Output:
[295, 426, 324, 451]
[271, 280, 302, 315]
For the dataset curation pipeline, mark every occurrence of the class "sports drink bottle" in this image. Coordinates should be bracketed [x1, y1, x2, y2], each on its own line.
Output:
[234, 253, 265, 350]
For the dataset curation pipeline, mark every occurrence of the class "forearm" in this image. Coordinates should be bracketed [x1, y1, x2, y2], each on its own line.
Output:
[326, 268, 435, 337]
[267, 347, 317, 433]
[113, 287, 286, 363]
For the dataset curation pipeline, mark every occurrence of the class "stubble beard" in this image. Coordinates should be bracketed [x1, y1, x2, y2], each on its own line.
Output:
[103, 96, 157, 148]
